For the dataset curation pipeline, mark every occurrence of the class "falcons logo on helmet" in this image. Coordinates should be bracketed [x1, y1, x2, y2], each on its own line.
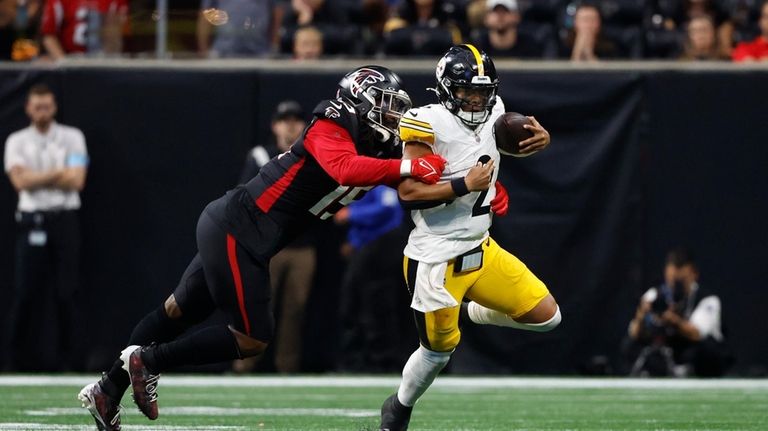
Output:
[349, 68, 386, 97]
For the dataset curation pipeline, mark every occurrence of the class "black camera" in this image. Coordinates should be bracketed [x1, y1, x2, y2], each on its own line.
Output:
[651, 281, 686, 315]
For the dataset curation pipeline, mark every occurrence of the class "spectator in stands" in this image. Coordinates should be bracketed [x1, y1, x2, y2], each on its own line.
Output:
[40, 0, 127, 59]
[384, 0, 463, 56]
[653, 0, 734, 58]
[335, 186, 414, 372]
[1, 0, 43, 61]
[563, 2, 617, 61]
[293, 25, 323, 60]
[732, 0, 768, 62]
[473, 0, 542, 58]
[680, 15, 727, 60]
[197, 0, 279, 58]
[233, 100, 316, 374]
[623, 248, 731, 377]
[3, 84, 88, 371]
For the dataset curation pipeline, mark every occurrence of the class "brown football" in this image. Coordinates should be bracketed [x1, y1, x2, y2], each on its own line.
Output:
[493, 112, 533, 156]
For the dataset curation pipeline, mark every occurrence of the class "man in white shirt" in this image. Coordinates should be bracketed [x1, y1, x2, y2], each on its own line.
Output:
[3, 83, 88, 371]
[625, 247, 730, 377]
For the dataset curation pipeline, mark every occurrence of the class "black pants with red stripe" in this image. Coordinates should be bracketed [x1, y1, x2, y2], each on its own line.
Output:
[173, 211, 274, 343]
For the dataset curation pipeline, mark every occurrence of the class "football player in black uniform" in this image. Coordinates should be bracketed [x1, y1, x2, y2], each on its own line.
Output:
[77, 65, 447, 431]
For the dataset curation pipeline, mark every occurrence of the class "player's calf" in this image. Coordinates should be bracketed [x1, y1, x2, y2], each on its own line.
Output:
[466, 296, 562, 332]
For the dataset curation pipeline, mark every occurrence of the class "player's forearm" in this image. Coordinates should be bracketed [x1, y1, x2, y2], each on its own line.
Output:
[398, 178, 455, 202]
[42, 35, 66, 60]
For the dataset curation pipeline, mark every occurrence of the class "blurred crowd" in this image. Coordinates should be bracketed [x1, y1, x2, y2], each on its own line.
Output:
[1, 0, 767, 62]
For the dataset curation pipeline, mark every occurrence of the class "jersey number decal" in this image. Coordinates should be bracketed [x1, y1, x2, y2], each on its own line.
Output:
[471, 155, 492, 217]
[309, 185, 371, 220]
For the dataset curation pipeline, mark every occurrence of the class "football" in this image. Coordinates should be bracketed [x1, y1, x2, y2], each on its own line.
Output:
[493, 112, 533, 156]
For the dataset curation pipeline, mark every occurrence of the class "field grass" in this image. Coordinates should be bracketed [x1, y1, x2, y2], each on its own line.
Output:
[0, 376, 767, 430]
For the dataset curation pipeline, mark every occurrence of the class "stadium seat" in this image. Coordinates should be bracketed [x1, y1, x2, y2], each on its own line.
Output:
[600, 0, 652, 26]
[384, 26, 455, 57]
[644, 28, 685, 58]
[517, 22, 559, 58]
[603, 25, 645, 58]
[518, 0, 565, 24]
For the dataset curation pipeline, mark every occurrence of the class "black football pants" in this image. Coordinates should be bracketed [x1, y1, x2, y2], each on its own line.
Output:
[173, 211, 275, 343]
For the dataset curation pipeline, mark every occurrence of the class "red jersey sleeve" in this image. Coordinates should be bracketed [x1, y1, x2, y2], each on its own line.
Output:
[41, 0, 60, 36]
[303, 119, 402, 187]
[732, 42, 752, 62]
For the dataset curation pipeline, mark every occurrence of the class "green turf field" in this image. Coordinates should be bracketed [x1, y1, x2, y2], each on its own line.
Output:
[0, 376, 766, 430]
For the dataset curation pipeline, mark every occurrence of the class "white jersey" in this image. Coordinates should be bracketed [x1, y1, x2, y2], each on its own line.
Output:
[400, 97, 505, 263]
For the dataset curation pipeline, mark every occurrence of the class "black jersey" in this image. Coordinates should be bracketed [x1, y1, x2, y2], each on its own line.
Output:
[204, 99, 402, 260]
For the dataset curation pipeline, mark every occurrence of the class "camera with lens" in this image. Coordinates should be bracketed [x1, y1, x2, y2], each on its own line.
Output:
[644, 281, 686, 336]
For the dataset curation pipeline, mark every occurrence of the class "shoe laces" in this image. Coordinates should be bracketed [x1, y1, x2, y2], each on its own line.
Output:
[109, 405, 123, 426]
[145, 374, 160, 403]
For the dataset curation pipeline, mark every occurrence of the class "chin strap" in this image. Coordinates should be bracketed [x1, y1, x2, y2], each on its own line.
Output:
[457, 109, 490, 126]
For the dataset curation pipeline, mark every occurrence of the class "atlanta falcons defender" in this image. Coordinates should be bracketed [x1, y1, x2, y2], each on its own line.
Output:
[378, 45, 561, 431]
[77, 65, 446, 431]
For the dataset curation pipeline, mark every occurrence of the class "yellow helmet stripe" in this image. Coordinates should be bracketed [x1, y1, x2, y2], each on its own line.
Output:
[463, 44, 484, 77]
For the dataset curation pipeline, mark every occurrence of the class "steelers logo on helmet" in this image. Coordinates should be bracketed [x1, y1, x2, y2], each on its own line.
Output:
[337, 65, 413, 146]
[434, 44, 499, 127]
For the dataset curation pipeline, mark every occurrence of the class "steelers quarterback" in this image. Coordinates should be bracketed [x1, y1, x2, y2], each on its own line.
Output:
[378, 45, 561, 431]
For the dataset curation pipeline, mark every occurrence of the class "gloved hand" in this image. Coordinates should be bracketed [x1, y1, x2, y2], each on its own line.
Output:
[490, 180, 509, 216]
[407, 154, 446, 185]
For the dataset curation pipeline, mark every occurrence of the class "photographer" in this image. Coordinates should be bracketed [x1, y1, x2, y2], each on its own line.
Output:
[624, 248, 730, 377]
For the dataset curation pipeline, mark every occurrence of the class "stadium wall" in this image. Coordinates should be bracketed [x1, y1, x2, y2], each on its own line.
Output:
[0, 63, 766, 375]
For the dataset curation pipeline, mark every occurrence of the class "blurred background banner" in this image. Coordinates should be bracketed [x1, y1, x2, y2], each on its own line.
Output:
[0, 63, 766, 374]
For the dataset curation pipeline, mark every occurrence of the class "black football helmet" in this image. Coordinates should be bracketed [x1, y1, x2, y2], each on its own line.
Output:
[434, 44, 499, 127]
[337, 65, 412, 145]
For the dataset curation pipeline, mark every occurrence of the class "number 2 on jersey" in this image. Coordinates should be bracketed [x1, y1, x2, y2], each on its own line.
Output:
[471, 155, 492, 217]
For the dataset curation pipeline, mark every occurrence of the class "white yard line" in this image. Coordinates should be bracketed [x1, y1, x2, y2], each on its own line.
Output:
[0, 375, 767, 389]
[0, 424, 245, 430]
[26, 407, 378, 418]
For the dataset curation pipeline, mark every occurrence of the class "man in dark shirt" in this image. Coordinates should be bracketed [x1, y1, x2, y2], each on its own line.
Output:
[77, 65, 448, 431]
[475, 0, 543, 59]
[235, 100, 314, 374]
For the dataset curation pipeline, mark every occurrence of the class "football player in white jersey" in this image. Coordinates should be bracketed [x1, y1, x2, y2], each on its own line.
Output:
[379, 44, 561, 431]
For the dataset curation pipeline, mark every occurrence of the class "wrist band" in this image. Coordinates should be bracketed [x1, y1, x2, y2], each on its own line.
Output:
[451, 178, 470, 197]
[400, 159, 411, 177]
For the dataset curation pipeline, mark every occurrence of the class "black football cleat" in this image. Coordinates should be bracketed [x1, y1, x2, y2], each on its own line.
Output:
[121, 345, 160, 420]
[379, 393, 413, 431]
[78, 382, 122, 431]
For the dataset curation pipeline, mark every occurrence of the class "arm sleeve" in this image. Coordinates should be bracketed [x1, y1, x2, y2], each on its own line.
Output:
[40, 0, 59, 36]
[399, 110, 436, 148]
[66, 129, 89, 167]
[4, 135, 25, 172]
[689, 295, 722, 340]
[348, 187, 400, 227]
[303, 119, 402, 187]
[731, 42, 751, 62]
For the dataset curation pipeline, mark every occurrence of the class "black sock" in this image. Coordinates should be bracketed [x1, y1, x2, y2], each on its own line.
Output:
[100, 306, 191, 399]
[142, 325, 242, 373]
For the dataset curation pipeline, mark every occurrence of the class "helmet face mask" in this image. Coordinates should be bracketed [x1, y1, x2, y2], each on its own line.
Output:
[363, 85, 412, 143]
[435, 45, 499, 127]
[336, 65, 412, 147]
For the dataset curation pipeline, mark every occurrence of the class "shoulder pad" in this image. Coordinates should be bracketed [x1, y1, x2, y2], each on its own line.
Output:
[312, 99, 359, 135]
[399, 107, 435, 146]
